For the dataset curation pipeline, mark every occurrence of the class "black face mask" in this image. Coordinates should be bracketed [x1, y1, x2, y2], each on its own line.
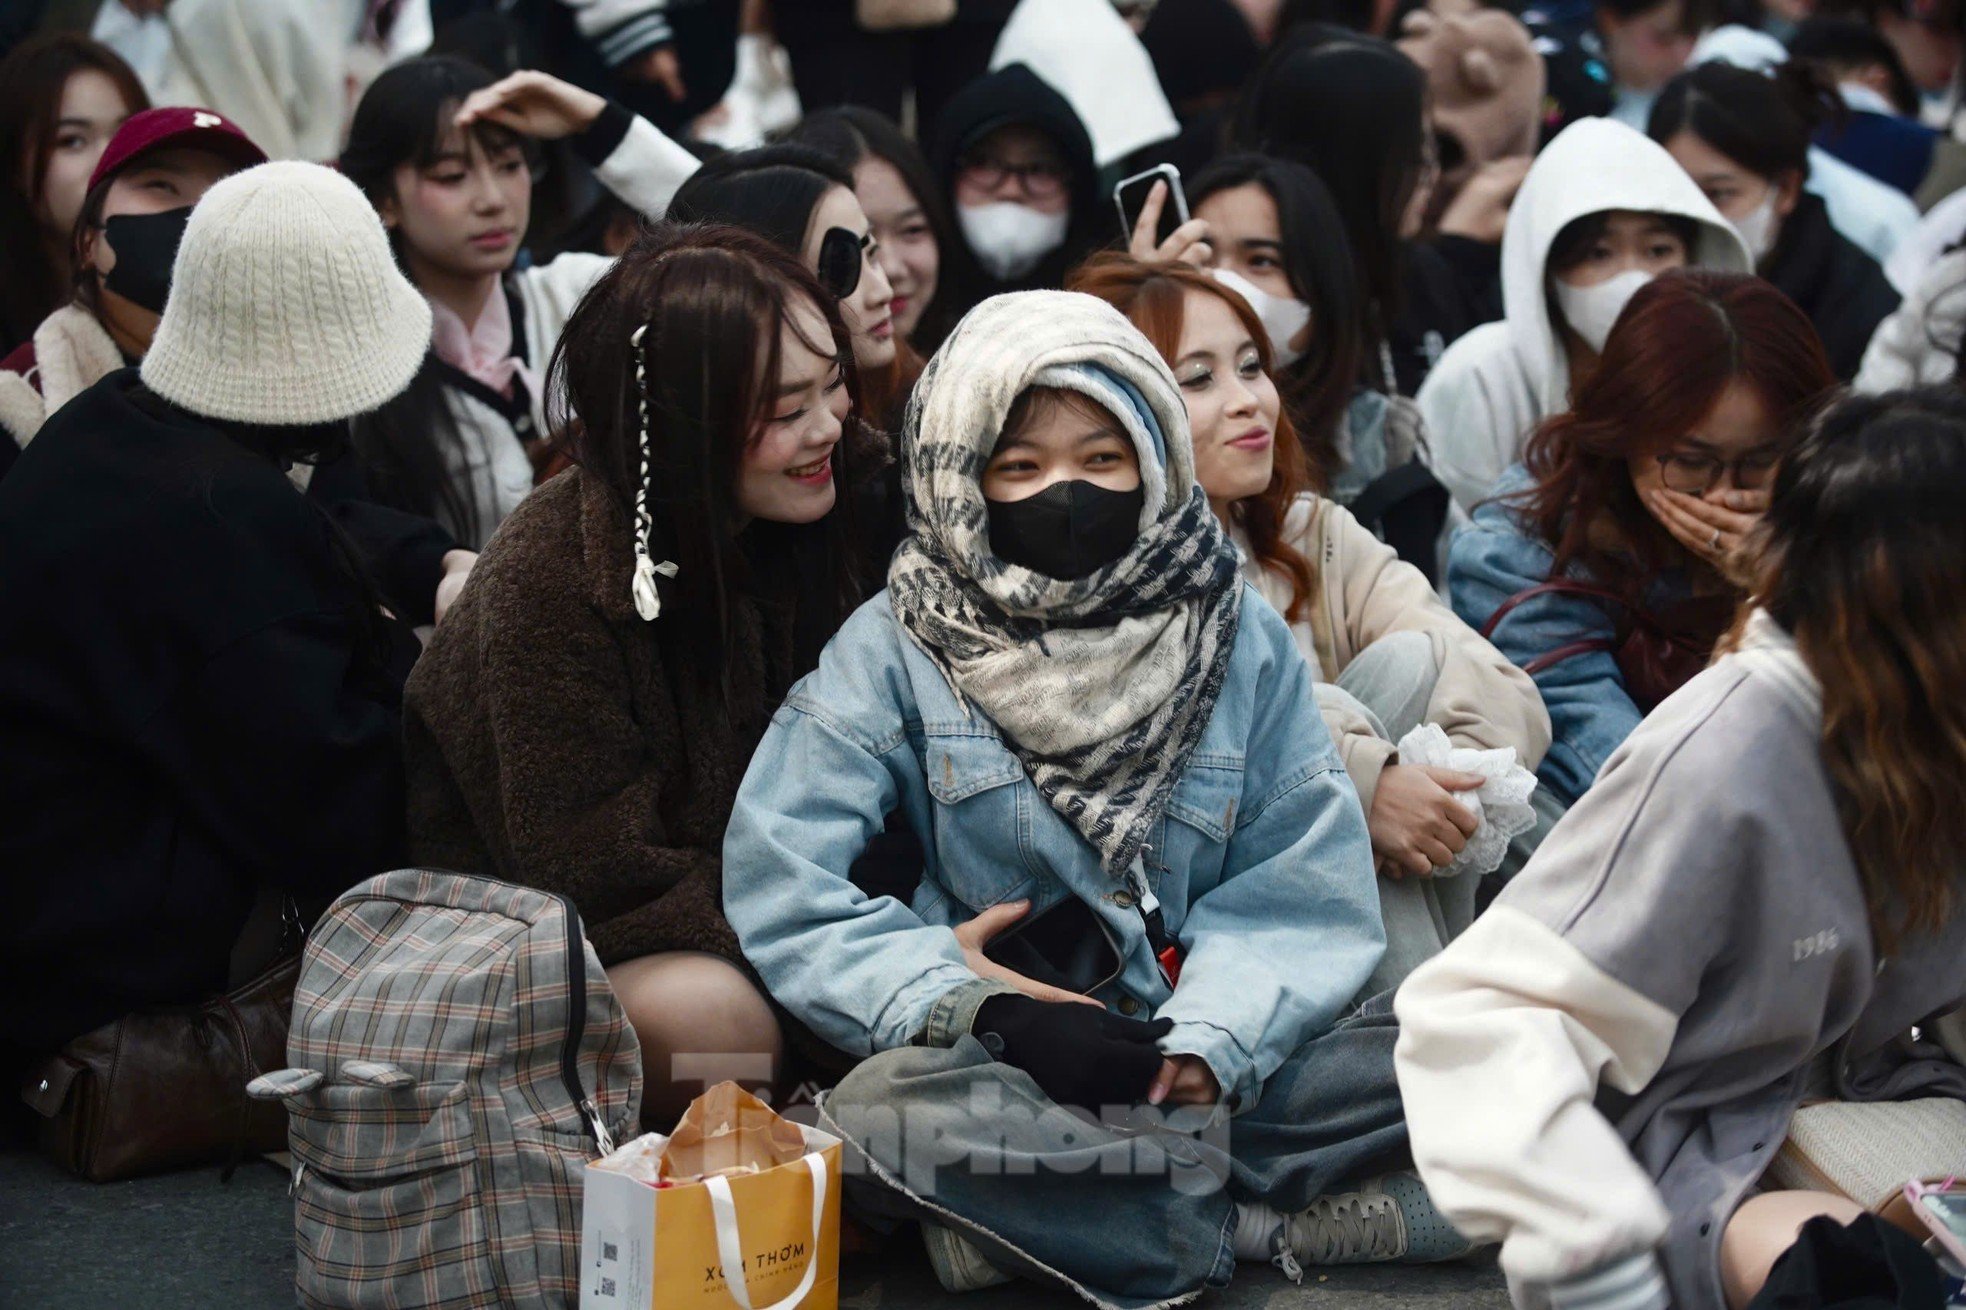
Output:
[986, 478, 1146, 581]
[101, 206, 194, 315]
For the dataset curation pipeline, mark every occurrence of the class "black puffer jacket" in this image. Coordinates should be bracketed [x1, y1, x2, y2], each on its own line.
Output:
[929, 62, 1103, 319]
[1763, 192, 1901, 382]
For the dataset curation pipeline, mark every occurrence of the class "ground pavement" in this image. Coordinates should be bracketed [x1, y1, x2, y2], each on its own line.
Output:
[0, 1147, 1512, 1309]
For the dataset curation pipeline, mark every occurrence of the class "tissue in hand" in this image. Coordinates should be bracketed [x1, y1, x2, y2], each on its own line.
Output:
[1392, 723, 1539, 878]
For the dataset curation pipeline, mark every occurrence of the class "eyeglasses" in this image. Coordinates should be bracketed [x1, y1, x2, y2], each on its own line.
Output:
[957, 156, 1068, 201]
[816, 226, 867, 299]
[1654, 448, 1784, 495]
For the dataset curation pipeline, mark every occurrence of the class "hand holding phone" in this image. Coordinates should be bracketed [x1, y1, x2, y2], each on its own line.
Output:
[1114, 165, 1212, 267]
[1909, 1180, 1966, 1268]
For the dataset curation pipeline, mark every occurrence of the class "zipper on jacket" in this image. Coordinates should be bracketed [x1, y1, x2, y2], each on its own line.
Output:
[553, 893, 616, 1157]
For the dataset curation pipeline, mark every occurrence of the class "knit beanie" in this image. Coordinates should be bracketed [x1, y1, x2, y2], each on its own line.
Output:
[141, 161, 432, 425]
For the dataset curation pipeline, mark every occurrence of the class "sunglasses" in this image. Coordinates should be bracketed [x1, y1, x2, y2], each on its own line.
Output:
[817, 226, 866, 300]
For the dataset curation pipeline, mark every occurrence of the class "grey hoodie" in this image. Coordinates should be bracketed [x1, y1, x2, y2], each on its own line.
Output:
[1395, 610, 1966, 1310]
[1416, 118, 1752, 512]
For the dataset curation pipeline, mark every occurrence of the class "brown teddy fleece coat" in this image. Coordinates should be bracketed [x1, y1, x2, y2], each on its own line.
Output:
[403, 465, 824, 968]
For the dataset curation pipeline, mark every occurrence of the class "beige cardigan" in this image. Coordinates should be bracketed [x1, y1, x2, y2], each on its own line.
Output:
[1237, 493, 1550, 809]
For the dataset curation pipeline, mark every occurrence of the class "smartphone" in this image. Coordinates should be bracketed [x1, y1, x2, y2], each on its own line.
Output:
[1114, 164, 1189, 245]
[1910, 1180, 1966, 1267]
[981, 895, 1123, 996]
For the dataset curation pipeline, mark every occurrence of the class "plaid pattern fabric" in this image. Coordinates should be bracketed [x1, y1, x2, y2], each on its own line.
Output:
[264, 870, 641, 1309]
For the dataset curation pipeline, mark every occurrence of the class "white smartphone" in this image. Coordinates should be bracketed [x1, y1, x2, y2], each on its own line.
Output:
[1114, 164, 1189, 245]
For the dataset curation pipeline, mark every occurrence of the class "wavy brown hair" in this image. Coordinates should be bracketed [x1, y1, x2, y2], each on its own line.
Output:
[1727, 387, 1966, 953]
[1068, 252, 1318, 620]
[1510, 270, 1836, 609]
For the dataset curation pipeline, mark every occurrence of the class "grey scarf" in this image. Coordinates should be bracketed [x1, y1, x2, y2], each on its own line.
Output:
[887, 291, 1243, 878]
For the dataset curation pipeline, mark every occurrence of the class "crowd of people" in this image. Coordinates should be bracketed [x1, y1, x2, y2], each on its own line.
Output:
[1, 1, 1964, 1308]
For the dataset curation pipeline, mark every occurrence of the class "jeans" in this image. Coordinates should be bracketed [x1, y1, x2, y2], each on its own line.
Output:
[815, 985, 1411, 1310]
[1332, 632, 1562, 998]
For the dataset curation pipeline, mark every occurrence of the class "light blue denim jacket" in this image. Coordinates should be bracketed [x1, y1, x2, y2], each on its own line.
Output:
[722, 585, 1384, 1115]
[1447, 465, 1699, 806]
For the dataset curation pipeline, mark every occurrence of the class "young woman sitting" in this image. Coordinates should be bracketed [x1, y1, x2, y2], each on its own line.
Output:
[723, 289, 1469, 1301]
[1397, 385, 1966, 1310]
[403, 223, 881, 1129]
[1071, 251, 1550, 994]
[1449, 270, 1836, 808]
[1417, 117, 1750, 513]
[339, 57, 699, 548]
[0, 162, 432, 1090]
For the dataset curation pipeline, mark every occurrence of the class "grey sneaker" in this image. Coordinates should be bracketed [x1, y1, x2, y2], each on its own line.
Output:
[1271, 1171, 1474, 1282]
[921, 1221, 1014, 1293]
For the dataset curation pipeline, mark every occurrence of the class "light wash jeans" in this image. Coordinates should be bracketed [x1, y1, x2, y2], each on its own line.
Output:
[815, 983, 1410, 1310]
[1332, 632, 1564, 998]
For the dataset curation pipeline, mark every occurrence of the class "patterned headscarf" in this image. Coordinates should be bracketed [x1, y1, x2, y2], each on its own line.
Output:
[887, 291, 1243, 878]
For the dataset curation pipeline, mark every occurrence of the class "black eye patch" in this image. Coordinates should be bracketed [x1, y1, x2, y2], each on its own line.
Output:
[816, 226, 863, 300]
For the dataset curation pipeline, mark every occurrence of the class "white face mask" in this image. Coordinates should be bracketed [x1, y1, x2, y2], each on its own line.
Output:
[1731, 190, 1781, 265]
[1553, 268, 1652, 355]
[1211, 267, 1313, 368]
[957, 201, 1069, 282]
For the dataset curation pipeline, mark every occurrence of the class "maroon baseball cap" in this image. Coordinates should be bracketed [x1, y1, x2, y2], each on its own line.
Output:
[86, 107, 269, 194]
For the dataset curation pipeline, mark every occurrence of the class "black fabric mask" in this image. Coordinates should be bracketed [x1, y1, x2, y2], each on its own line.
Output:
[986, 478, 1146, 580]
[101, 206, 194, 315]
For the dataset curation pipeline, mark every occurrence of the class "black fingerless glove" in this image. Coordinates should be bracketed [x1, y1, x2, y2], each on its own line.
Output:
[971, 994, 1171, 1112]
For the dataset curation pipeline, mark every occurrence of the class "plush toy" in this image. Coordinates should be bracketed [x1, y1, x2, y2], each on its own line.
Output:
[1397, 0, 1546, 215]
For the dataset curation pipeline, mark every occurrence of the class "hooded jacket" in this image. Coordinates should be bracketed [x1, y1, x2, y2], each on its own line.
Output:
[1762, 191, 1900, 382]
[0, 372, 413, 1061]
[928, 63, 1102, 315]
[1395, 611, 1966, 1310]
[1416, 118, 1752, 512]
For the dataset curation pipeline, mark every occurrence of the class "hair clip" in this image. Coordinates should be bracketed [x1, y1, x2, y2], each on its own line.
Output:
[629, 322, 679, 621]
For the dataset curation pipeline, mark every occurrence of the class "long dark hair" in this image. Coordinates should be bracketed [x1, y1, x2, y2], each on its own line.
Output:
[548, 222, 866, 687]
[1732, 386, 1966, 951]
[1232, 26, 1427, 368]
[669, 142, 923, 434]
[0, 34, 148, 350]
[1512, 270, 1836, 603]
[340, 55, 535, 545]
[782, 105, 962, 350]
[1190, 153, 1363, 487]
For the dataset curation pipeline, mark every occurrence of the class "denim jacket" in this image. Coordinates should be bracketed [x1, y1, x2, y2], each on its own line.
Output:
[722, 585, 1384, 1115]
[1447, 466, 1698, 806]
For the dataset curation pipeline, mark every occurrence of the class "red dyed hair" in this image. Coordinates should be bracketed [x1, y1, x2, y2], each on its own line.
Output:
[1511, 269, 1836, 604]
[1068, 251, 1317, 620]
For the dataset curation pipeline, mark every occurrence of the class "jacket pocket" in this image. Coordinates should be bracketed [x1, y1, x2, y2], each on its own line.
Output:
[923, 731, 1039, 909]
[1156, 758, 1245, 908]
[290, 1082, 498, 1309]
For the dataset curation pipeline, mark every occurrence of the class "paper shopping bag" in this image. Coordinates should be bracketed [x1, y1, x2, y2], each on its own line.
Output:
[580, 1083, 842, 1310]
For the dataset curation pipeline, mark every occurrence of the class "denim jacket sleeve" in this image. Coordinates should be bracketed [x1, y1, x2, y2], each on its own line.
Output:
[721, 602, 978, 1057]
[1447, 490, 1641, 808]
[1156, 602, 1386, 1114]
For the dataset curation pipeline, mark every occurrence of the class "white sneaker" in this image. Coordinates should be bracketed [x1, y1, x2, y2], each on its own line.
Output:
[921, 1221, 1013, 1293]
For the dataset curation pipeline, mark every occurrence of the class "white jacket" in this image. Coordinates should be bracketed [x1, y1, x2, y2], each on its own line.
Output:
[1417, 119, 1752, 514]
[1856, 244, 1966, 393]
[430, 115, 698, 547]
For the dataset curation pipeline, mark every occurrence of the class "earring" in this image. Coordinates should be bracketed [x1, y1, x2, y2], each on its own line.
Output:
[629, 323, 679, 621]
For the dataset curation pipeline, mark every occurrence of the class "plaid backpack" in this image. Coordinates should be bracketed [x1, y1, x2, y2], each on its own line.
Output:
[248, 870, 641, 1309]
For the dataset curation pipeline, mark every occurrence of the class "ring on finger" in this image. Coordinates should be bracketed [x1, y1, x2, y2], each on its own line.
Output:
[1709, 528, 1722, 550]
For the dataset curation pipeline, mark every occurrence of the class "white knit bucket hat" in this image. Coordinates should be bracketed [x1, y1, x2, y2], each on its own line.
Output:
[141, 160, 432, 425]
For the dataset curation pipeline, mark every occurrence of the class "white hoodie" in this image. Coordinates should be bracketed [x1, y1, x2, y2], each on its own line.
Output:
[1417, 119, 1752, 513]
